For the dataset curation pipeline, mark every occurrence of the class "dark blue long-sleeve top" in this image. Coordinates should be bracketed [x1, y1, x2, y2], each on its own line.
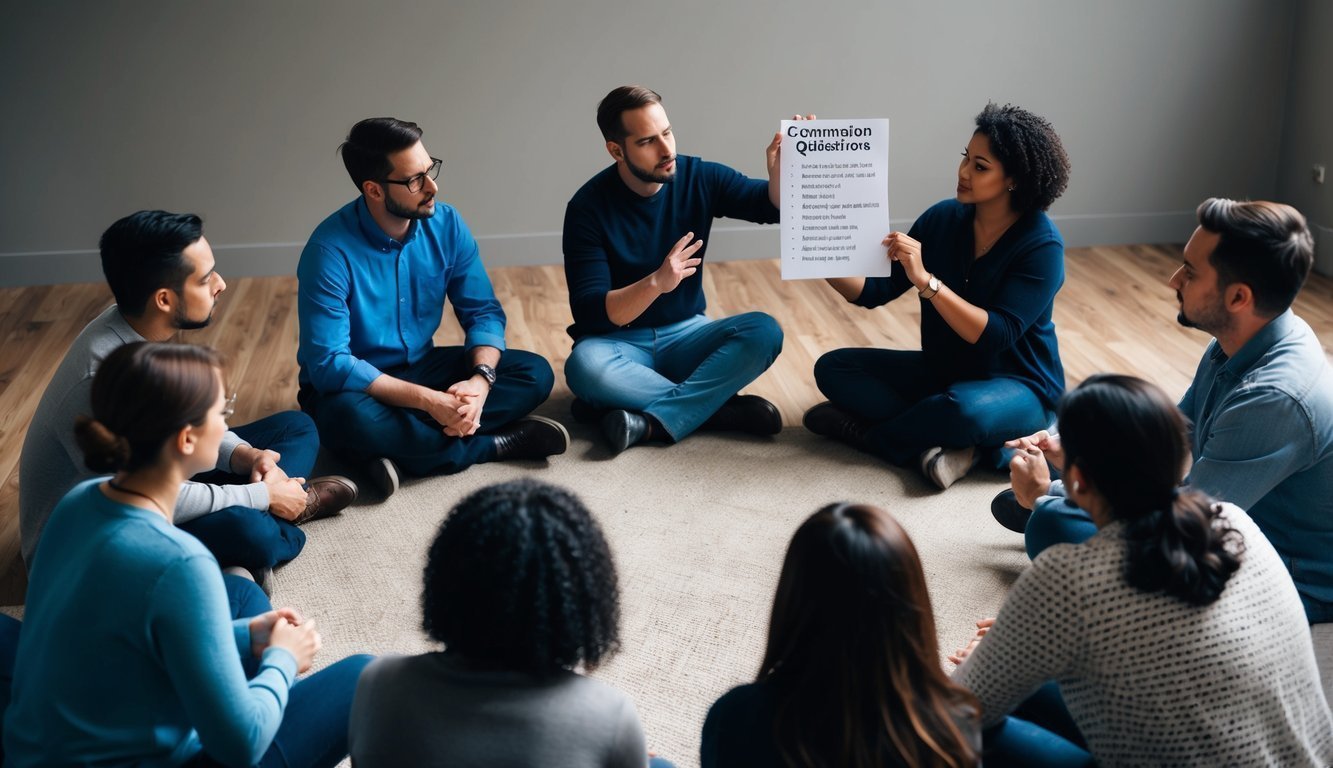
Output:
[857, 199, 1066, 409]
[562, 155, 779, 340]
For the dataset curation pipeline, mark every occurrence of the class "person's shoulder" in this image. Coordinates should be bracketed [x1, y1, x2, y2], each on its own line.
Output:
[568, 164, 620, 208]
[356, 653, 418, 692]
[708, 681, 773, 715]
[308, 198, 361, 240]
[916, 198, 967, 228]
[559, 669, 636, 708]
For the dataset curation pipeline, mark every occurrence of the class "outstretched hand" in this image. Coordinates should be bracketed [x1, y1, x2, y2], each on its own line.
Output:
[650, 232, 704, 295]
[948, 617, 995, 665]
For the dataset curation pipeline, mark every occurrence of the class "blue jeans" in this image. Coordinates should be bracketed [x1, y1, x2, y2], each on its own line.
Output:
[191, 654, 375, 768]
[565, 312, 783, 440]
[178, 412, 316, 573]
[1024, 483, 1097, 560]
[300, 347, 554, 476]
[982, 682, 1092, 767]
[814, 348, 1055, 467]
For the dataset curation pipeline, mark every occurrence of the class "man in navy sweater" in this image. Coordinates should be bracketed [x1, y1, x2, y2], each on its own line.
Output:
[562, 85, 789, 454]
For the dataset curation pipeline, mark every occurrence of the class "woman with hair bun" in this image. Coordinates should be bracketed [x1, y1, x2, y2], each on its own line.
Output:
[807, 103, 1071, 490]
[3, 341, 371, 768]
[702, 502, 980, 768]
[349, 478, 672, 768]
[952, 375, 1333, 765]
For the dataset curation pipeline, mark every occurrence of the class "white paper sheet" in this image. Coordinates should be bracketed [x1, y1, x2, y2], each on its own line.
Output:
[780, 118, 891, 280]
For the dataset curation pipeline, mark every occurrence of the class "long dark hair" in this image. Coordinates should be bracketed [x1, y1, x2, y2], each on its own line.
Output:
[73, 342, 223, 473]
[758, 503, 978, 768]
[422, 479, 621, 677]
[1059, 374, 1243, 605]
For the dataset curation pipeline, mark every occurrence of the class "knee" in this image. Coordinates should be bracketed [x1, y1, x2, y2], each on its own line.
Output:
[813, 349, 853, 393]
[564, 341, 607, 397]
[733, 312, 783, 358]
[502, 349, 555, 397]
[1024, 497, 1089, 561]
[274, 410, 318, 440]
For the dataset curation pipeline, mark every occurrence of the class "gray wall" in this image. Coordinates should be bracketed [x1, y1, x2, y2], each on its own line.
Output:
[1277, 0, 1333, 276]
[0, 0, 1305, 286]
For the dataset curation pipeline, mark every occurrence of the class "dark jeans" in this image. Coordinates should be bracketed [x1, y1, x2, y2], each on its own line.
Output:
[814, 348, 1055, 467]
[189, 654, 375, 768]
[982, 682, 1093, 767]
[178, 412, 317, 573]
[300, 347, 554, 476]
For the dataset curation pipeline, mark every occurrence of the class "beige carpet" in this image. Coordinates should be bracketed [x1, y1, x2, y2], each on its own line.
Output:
[274, 416, 1028, 768]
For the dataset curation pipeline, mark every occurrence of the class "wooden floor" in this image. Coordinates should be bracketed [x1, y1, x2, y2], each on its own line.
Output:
[2, 245, 1331, 604]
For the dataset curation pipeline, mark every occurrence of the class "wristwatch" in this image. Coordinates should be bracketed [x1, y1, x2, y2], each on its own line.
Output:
[918, 274, 941, 300]
[472, 363, 497, 387]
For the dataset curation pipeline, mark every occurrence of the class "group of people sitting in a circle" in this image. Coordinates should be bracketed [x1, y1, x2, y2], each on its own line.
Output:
[3, 84, 1331, 765]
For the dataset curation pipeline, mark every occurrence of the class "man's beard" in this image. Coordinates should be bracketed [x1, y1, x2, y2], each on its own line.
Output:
[626, 154, 676, 185]
[1175, 292, 1229, 333]
[173, 304, 215, 331]
[385, 192, 435, 220]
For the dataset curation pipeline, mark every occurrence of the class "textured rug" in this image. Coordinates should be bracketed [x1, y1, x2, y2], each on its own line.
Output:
[271, 417, 1028, 768]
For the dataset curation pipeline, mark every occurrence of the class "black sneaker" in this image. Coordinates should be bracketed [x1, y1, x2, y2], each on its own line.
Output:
[600, 410, 650, 455]
[802, 401, 869, 447]
[493, 416, 571, 461]
[991, 488, 1033, 533]
[368, 457, 401, 499]
[701, 394, 782, 435]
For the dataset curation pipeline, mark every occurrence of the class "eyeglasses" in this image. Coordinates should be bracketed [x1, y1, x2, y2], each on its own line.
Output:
[381, 158, 442, 194]
[222, 392, 237, 420]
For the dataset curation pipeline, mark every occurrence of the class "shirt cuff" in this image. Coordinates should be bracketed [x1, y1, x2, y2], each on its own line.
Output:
[464, 328, 507, 353]
[216, 432, 246, 473]
[346, 358, 385, 393]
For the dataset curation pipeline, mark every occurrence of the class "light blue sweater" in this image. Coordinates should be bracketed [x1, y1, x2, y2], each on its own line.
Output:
[4, 479, 297, 767]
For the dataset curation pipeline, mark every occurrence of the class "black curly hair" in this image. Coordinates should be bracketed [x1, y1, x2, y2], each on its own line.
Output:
[974, 103, 1071, 213]
[422, 479, 621, 676]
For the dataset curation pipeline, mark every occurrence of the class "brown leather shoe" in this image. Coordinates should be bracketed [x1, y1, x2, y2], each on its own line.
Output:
[293, 475, 359, 525]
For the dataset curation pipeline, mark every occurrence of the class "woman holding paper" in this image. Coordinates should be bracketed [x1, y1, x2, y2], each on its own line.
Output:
[806, 102, 1071, 490]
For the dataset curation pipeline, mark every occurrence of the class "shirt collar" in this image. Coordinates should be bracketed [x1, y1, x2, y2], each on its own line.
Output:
[1213, 309, 1295, 373]
[354, 196, 421, 251]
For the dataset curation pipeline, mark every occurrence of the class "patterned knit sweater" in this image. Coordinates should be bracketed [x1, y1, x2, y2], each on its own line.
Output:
[955, 503, 1333, 766]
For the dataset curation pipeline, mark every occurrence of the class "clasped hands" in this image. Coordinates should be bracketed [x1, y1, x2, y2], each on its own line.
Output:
[248, 608, 321, 674]
[232, 445, 308, 522]
[1005, 429, 1063, 510]
[426, 376, 491, 438]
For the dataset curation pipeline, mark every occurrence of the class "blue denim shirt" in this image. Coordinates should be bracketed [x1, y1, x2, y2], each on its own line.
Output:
[297, 198, 506, 393]
[1036, 311, 1333, 621]
[1179, 310, 1333, 620]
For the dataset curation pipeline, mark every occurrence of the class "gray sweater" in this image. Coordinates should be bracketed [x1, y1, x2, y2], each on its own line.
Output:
[18, 305, 266, 566]
[955, 504, 1333, 766]
[349, 652, 649, 768]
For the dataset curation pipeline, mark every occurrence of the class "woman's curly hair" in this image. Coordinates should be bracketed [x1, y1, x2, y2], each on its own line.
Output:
[422, 478, 621, 676]
[974, 102, 1071, 213]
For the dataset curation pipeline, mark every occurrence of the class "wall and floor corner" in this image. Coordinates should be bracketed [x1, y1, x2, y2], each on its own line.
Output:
[0, 0, 1324, 288]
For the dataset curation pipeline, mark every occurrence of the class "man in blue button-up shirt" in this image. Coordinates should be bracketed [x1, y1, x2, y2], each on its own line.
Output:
[297, 118, 567, 496]
[1006, 199, 1333, 632]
